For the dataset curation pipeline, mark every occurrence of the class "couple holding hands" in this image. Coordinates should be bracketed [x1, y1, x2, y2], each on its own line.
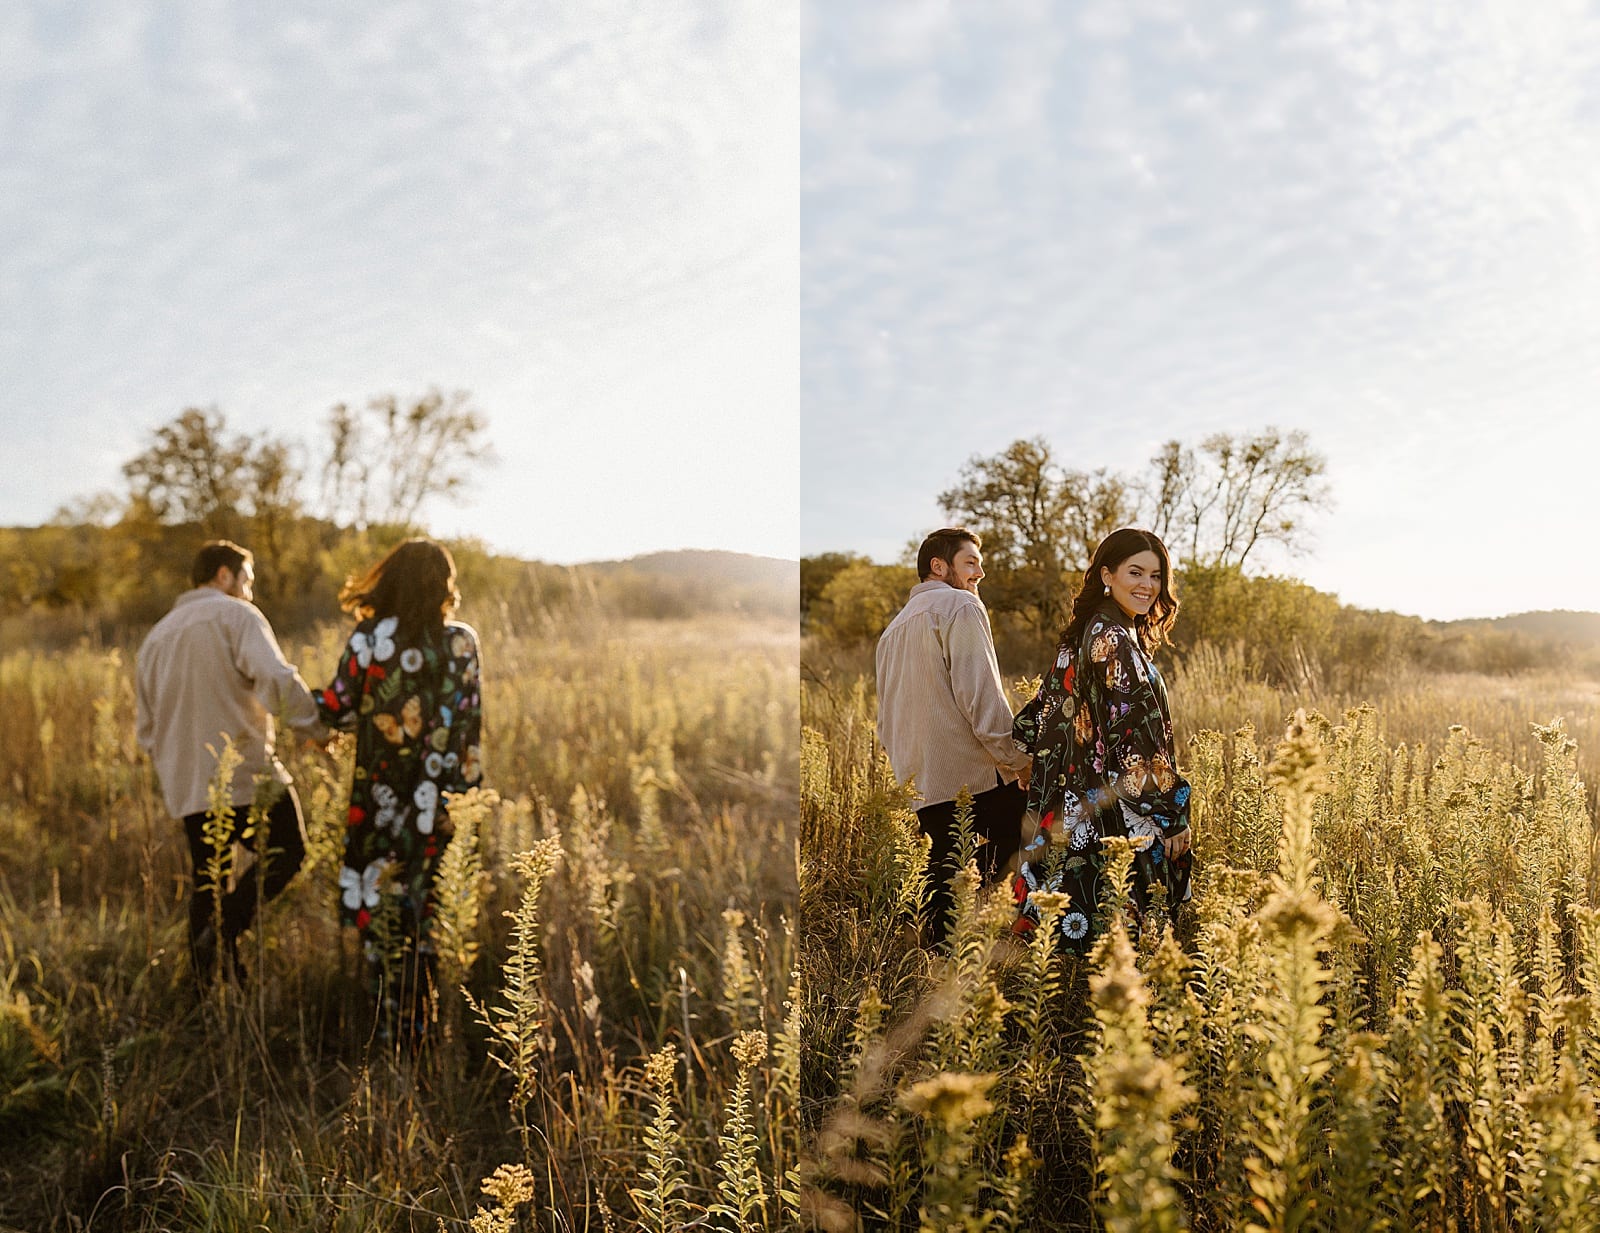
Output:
[136, 537, 483, 1030]
[876, 526, 1193, 952]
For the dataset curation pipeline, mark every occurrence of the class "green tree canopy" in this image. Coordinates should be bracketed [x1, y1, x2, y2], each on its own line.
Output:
[937, 436, 1133, 638]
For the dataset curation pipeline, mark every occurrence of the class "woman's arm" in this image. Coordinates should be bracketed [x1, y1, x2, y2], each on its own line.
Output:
[1086, 620, 1191, 838]
[315, 626, 364, 732]
[445, 624, 484, 792]
[1014, 643, 1093, 852]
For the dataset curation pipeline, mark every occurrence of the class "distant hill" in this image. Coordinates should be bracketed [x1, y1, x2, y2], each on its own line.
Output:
[593, 549, 797, 589]
[1438, 610, 1600, 647]
[0, 524, 797, 651]
[566, 549, 796, 621]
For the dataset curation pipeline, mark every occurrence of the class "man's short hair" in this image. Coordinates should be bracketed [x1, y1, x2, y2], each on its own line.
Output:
[917, 528, 981, 581]
[191, 540, 253, 587]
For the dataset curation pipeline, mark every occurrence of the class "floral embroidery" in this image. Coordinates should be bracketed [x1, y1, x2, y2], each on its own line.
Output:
[414, 781, 439, 835]
[319, 618, 484, 940]
[340, 858, 389, 911]
[350, 616, 398, 668]
[1012, 604, 1193, 955]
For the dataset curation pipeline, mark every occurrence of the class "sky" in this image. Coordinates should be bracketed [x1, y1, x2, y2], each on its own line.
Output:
[0, 2, 797, 563]
[802, 0, 1600, 621]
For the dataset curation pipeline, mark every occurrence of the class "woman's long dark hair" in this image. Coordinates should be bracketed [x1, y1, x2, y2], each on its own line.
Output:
[1060, 528, 1178, 654]
[339, 539, 460, 641]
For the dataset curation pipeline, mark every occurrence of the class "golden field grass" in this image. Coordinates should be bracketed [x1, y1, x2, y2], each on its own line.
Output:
[799, 641, 1600, 1231]
[0, 610, 797, 1231]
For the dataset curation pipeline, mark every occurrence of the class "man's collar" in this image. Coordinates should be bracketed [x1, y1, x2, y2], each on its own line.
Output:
[175, 586, 239, 606]
[909, 580, 977, 601]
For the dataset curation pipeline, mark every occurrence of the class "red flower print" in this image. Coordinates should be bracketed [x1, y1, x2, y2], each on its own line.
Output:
[347, 805, 365, 827]
[367, 664, 386, 680]
[1041, 810, 1056, 832]
[355, 907, 371, 930]
[321, 688, 339, 707]
[1012, 916, 1036, 935]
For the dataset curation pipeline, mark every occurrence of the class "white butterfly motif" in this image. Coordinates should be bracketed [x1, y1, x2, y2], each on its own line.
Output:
[372, 783, 403, 833]
[1119, 800, 1162, 843]
[414, 781, 439, 834]
[339, 858, 389, 910]
[350, 616, 400, 668]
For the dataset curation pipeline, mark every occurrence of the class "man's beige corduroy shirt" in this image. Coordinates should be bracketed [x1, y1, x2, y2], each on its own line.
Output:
[875, 580, 1032, 810]
[136, 587, 326, 820]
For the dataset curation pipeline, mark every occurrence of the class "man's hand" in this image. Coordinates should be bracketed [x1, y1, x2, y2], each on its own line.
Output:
[1015, 763, 1031, 792]
[1163, 827, 1192, 861]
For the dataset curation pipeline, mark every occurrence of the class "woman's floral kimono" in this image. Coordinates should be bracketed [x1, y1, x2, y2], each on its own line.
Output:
[1011, 602, 1192, 953]
[317, 616, 484, 952]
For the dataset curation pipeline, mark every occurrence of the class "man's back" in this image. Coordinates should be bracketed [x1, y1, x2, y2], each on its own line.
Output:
[136, 587, 316, 819]
[875, 581, 1026, 808]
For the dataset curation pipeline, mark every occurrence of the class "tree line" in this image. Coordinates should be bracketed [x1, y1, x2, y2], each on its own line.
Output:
[924, 427, 1328, 637]
[2, 393, 794, 646]
[804, 429, 1587, 684]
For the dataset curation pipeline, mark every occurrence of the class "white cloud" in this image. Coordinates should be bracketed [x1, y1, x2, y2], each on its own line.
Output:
[804, 0, 1600, 617]
[0, 0, 797, 562]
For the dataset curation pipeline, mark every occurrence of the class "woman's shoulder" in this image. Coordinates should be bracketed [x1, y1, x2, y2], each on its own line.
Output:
[342, 613, 386, 642]
[1079, 609, 1132, 657]
[443, 620, 481, 650]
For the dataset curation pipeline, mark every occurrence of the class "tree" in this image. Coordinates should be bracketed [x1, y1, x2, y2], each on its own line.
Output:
[320, 402, 370, 528]
[801, 552, 869, 621]
[811, 560, 917, 644]
[122, 408, 251, 531]
[937, 437, 1134, 636]
[120, 408, 305, 534]
[1142, 427, 1330, 570]
[318, 388, 495, 529]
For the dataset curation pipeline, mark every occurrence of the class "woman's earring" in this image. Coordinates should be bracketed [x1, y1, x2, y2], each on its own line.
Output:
[1103, 584, 1110, 595]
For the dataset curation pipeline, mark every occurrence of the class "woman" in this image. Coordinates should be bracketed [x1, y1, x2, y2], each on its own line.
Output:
[1012, 527, 1192, 953]
[317, 538, 484, 1029]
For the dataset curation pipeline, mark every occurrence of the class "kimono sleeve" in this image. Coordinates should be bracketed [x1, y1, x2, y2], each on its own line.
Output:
[1015, 643, 1092, 849]
[443, 624, 485, 793]
[316, 626, 364, 732]
[1012, 678, 1048, 756]
[1088, 622, 1191, 837]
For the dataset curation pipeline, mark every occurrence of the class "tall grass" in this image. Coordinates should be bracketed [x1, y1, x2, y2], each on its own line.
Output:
[0, 610, 796, 1230]
[800, 659, 1600, 1230]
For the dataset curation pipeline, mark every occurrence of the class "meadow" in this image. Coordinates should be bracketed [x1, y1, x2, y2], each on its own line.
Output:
[799, 645, 1600, 1231]
[0, 605, 798, 1231]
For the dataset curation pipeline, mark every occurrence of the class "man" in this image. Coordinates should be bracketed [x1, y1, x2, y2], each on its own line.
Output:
[136, 540, 326, 984]
[876, 527, 1032, 944]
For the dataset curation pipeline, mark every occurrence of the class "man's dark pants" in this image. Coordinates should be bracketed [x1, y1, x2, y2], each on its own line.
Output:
[915, 776, 1026, 945]
[182, 786, 306, 978]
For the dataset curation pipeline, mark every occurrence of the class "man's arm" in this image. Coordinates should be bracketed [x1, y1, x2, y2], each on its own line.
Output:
[134, 652, 155, 756]
[234, 608, 328, 742]
[946, 603, 1033, 779]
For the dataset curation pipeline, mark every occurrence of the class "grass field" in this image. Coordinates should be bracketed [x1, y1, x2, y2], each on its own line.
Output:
[0, 610, 798, 1231]
[799, 640, 1600, 1231]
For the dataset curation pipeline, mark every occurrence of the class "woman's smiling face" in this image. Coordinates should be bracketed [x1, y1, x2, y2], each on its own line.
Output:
[1101, 550, 1162, 619]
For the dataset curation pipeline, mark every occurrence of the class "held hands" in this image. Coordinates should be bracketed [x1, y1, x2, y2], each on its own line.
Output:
[1163, 827, 1192, 861]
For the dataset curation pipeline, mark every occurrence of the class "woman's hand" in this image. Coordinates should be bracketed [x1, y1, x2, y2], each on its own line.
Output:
[1163, 827, 1192, 861]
